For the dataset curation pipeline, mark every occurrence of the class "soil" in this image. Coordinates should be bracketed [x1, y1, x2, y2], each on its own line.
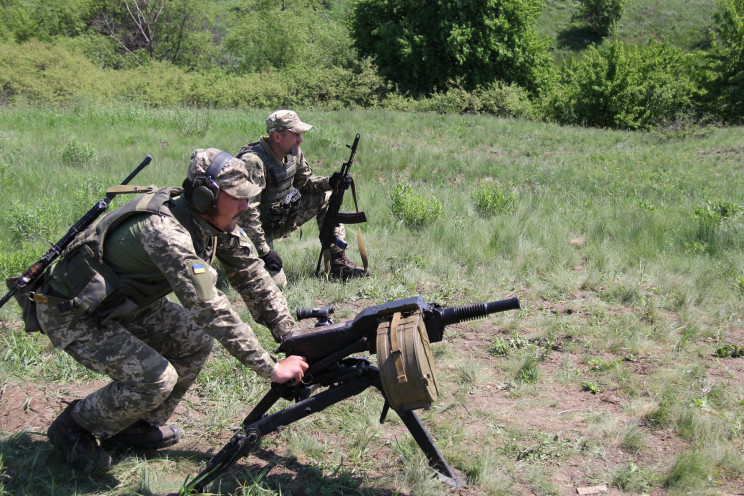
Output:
[2, 306, 744, 496]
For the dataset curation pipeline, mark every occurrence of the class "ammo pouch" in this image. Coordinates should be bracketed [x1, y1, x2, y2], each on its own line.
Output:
[376, 310, 439, 410]
[5, 276, 44, 333]
[266, 188, 301, 231]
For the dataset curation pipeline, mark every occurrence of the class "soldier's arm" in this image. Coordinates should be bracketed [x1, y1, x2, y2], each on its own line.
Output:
[237, 156, 272, 256]
[292, 150, 331, 193]
[140, 214, 278, 378]
[216, 228, 295, 342]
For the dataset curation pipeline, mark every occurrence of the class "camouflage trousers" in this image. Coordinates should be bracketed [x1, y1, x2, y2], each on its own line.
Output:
[37, 297, 213, 439]
[266, 190, 346, 250]
[265, 190, 346, 289]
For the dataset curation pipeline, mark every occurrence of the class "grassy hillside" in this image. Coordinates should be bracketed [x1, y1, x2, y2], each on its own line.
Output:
[539, 0, 719, 54]
[0, 105, 743, 495]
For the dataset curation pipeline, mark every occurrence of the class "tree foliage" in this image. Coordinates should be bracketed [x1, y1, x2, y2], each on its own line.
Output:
[703, 0, 744, 123]
[225, 0, 353, 73]
[545, 40, 696, 130]
[91, 0, 218, 68]
[572, 0, 627, 36]
[350, 0, 553, 96]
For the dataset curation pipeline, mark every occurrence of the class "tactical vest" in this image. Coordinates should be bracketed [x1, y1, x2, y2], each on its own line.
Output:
[49, 187, 196, 321]
[237, 141, 301, 234]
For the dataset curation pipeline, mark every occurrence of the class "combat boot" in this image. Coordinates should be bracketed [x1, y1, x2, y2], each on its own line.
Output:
[100, 420, 182, 451]
[47, 400, 112, 473]
[329, 251, 370, 280]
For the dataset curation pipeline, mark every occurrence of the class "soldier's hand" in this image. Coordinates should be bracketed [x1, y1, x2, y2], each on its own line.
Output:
[329, 172, 352, 189]
[260, 249, 283, 272]
[271, 355, 309, 385]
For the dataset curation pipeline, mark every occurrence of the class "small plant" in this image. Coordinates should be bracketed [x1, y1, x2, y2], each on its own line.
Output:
[582, 381, 601, 394]
[517, 355, 539, 383]
[715, 343, 743, 358]
[471, 181, 517, 218]
[61, 137, 96, 166]
[389, 182, 442, 230]
[612, 462, 657, 492]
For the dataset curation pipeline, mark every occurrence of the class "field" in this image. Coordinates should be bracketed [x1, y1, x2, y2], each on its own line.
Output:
[1, 105, 743, 495]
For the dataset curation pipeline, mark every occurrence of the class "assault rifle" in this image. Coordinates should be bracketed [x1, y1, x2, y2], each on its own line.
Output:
[0, 155, 152, 311]
[315, 133, 367, 275]
[180, 295, 521, 493]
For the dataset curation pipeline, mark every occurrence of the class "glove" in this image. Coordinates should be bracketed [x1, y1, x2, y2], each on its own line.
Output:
[260, 249, 283, 272]
[329, 172, 352, 189]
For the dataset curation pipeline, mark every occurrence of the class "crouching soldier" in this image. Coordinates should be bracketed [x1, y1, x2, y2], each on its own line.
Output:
[38, 149, 308, 473]
[235, 109, 369, 288]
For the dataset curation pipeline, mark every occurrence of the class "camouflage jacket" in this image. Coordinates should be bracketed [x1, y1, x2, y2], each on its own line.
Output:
[46, 188, 294, 377]
[236, 137, 331, 256]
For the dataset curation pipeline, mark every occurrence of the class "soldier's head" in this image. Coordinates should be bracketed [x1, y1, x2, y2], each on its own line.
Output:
[266, 109, 312, 159]
[184, 148, 258, 231]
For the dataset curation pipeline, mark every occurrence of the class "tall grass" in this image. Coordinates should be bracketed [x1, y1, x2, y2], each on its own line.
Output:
[1, 104, 743, 495]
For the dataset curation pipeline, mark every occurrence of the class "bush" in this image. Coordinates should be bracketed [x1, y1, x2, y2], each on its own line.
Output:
[351, 0, 553, 96]
[61, 138, 96, 167]
[701, 0, 744, 123]
[572, 0, 627, 36]
[2, 201, 61, 243]
[418, 81, 537, 119]
[389, 182, 442, 230]
[544, 40, 697, 130]
[471, 182, 518, 217]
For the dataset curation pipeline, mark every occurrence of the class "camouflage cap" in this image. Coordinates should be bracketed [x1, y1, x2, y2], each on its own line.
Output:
[266, 109, 313, 134]
[188, 148, 260, 199]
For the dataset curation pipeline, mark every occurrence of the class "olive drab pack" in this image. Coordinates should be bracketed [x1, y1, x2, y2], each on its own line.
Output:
[376, 310, 439, 410]
[50, 187, 181, 325]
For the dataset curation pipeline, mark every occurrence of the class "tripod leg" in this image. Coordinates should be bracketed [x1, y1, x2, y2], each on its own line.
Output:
[397, 409, 466, 487]
[242, 388, 282, 427]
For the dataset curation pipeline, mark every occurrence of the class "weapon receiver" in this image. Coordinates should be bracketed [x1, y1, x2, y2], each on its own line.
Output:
[180, 295, 520, 493]
[279, 295, 521, 361]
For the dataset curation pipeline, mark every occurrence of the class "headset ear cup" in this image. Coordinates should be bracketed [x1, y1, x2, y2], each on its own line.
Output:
[191, 178, 218, 214]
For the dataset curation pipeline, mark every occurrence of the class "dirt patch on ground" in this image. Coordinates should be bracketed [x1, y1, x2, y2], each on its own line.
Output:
[2, 312, 744, 496]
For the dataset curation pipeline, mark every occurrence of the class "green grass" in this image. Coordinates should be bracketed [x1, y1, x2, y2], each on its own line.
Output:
[539, 0, 719, 60]
[1, 104, 743, 495]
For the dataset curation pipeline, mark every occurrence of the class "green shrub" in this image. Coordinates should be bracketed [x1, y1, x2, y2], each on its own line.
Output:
[351, 0, 553, 96]
[2, 201, 61, 243]
[687, 199, 742, 255]
[701, 0, 744, 123]
[544, 40, 697, 130]
[572, 0, 628, 36]
[61, 137, 96, 166]
[471, 181, 518, 217]
[389, 182, 442, 230]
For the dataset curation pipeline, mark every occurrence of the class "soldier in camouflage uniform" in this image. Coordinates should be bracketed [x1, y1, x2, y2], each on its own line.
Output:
[39, 148, 308, 473]
[235, 109, 369, 289]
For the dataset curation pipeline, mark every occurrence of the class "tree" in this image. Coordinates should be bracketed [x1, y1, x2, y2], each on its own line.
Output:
[350, 0, 553, 96]
[93, 0, 215, 68]
[0, 0, 36, 42]
[703, 0, 744, 123]
[544, 40, 696, 129]
[571, 0, 627, 37]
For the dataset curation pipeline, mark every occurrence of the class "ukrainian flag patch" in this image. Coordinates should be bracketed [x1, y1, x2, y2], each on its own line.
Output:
[192, 263, 206, 274]
[239, 227, 247, 237]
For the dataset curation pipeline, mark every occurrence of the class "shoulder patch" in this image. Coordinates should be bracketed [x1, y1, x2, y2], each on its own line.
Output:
[192, 263, 206, 274]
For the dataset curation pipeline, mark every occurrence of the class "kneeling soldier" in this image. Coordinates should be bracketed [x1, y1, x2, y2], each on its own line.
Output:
[39, 149, 308, 473]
